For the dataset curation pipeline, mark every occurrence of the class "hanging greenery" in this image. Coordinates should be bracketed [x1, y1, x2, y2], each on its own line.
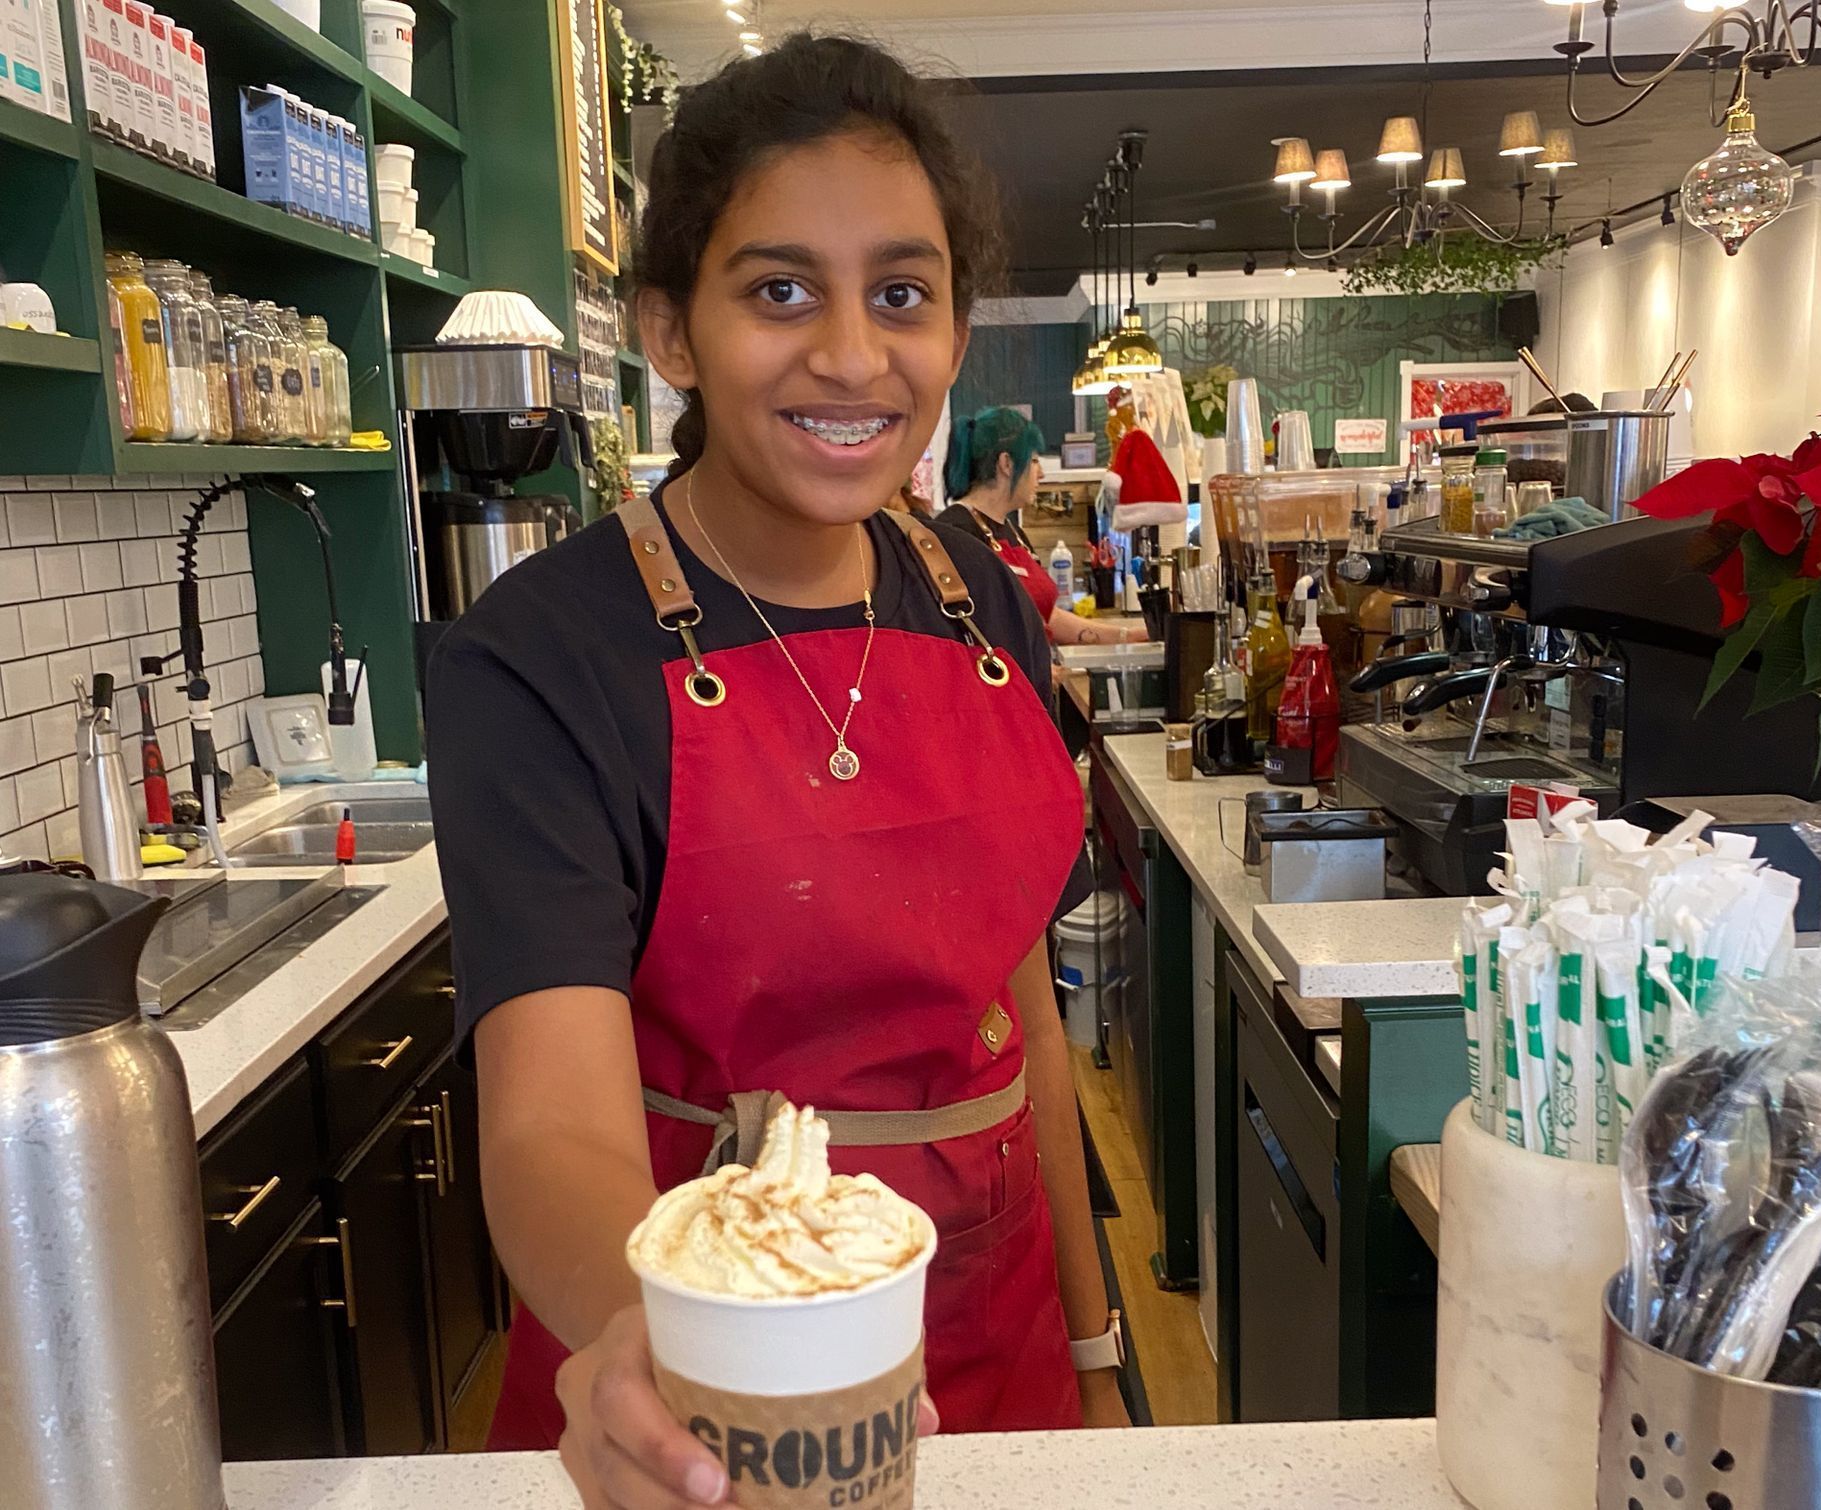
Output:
[1341, 232, 1566, 297]
[603, 4, 681, 121]
[589, 415, 635, 512]
[1183, 364, 1240, 439]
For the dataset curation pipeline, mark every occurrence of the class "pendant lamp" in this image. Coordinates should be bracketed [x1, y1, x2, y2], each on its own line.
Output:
[1102, 142, 1163, 376]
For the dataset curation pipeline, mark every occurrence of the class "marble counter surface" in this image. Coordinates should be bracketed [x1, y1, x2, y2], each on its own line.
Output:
[224, 1420, 1464, 1508]
[160, 780, 448, 1139]
[1102, 734, 1315, 986]
[1251, 897, 1464, 1000]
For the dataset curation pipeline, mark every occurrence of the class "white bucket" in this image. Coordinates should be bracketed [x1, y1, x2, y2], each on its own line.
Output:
[270, 0, 321, 29]
[377, 182, 417, 231]
[361, 0, 415, 93]
[1434, 1099, 1627, 1510]
[373, 143, 414, 189]
[410, 228, 436, 267]
[1055, 889, 1125, 1047]
[381, 220, 411, 255]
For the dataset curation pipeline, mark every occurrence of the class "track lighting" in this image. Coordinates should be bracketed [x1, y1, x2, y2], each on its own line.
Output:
[1661, 194, 1676, 227]
[1186, 262, 1199, 278]
[1600, 218, 1615, 247]
[1243, 252, 1257, 276]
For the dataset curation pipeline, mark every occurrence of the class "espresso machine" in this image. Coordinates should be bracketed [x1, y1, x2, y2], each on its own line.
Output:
[1337, 514, 1820, 895]
[396, 342, 591, 677]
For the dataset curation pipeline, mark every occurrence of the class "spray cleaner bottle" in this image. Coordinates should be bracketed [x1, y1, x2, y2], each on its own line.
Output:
[1273, 573, 1341, 782]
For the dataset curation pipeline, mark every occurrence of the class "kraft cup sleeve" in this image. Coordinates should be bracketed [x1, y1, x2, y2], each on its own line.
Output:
[652, 1341, 925, 1510]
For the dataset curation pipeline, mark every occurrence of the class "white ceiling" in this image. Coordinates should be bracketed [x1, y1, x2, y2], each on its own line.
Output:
[619, 0, 1701, 81]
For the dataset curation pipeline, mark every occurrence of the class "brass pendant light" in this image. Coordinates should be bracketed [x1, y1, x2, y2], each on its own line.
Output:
[1101, 131, 1163, 377]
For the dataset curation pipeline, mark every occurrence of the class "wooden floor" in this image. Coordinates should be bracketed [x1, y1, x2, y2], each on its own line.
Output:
[1071, 1043, 1224, 1426]
[450, 1052, 1223, 1447]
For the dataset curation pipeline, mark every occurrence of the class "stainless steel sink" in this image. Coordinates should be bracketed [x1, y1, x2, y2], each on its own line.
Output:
[229, 796, 434, 867]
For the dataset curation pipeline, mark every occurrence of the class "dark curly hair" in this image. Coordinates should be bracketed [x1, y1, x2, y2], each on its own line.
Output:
[635, 33, 1006, 475]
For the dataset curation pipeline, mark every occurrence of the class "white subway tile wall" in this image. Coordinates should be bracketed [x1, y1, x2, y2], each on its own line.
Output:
[0, 476, 263, 864]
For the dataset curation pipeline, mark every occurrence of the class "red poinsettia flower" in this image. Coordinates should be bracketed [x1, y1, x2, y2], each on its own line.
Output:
[1803, 520, 1821, 580]
[1710, 549, 1749, 627]
[1749, 473, 1807, 554]
[1791, 431, 1821, 473]
[1634, 458, 1754, 519]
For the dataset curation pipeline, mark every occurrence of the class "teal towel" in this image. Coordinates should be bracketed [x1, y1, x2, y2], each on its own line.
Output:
[1494, 496, 1608, 540]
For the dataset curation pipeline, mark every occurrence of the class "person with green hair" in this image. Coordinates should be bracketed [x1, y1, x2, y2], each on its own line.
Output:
[938, 406, 1147, 645]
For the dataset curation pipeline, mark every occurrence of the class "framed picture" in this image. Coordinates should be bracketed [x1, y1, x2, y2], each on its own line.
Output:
[1398, 360, 1532, 463]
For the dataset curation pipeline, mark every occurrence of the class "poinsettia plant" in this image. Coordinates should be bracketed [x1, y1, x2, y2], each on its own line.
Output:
[1633, 432, 1821, 714]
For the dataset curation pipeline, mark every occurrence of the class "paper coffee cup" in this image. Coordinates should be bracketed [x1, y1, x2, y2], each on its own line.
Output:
[630, 1209, 937, 1510]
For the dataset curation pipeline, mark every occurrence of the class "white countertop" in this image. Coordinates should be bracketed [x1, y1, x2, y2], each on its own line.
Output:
[162, 780, 448, 1140]
[1252, 897, 1465, 1000]
[1102, 734, 1310, 986]
[223, 1419, 1464, 1507]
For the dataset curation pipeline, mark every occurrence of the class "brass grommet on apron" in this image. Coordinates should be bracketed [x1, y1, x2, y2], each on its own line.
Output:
[943, 597, 1011, 689]
[662, 606, 727, 708]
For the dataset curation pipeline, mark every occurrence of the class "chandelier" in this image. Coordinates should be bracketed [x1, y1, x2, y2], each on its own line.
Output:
[1273, 0, 1579, 264]
[1545, 0, 1811, 254]
[1073, 130, 1162, 396]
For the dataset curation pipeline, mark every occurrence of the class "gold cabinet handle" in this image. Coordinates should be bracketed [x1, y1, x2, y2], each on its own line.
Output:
[311, 1218, 358, 1329]
[404, 1104, 448, 1197]
[438, 1089, 455, 1187]
[367, 1035, 414, 1071]
[211, 1174, 281, 1230]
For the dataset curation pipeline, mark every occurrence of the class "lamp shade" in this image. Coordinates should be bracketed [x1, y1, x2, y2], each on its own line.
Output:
[1073, 337, 1114, 396]
[1103, 310, 1164, 375]
[1273, 137, 1316, 184]
[1377, 116, 1424, 164]
[1499, 110, 1543, 157]
[1537, 127, 1578, 170]
[1311, 149, 1352, 190]
[1425, 147, 1467, 189]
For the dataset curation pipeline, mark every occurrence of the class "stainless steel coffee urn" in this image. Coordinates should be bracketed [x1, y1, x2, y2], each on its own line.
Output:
[0, 875, 224, 1510]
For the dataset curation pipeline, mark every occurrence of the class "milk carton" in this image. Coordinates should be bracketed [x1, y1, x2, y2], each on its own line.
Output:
[240, 84, 301, 214]
[120, 0, 154, 149]
[35, 0, 70, 121]
[145, 10, 175, 156]
[185, 35, 212, 178]
[1, 0, 49, 112]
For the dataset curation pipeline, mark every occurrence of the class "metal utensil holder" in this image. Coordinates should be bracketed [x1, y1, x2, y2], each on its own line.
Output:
[1598, 1274, 1821, 1510]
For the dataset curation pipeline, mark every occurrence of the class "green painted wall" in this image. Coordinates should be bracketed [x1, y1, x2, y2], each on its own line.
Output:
[951, 323, 1087, 452]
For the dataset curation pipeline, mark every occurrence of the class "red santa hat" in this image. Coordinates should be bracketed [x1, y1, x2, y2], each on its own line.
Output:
[1108, 427, 1187, 529]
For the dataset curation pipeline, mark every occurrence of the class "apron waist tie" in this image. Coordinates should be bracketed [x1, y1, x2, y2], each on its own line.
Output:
[643, 1070, 1029, 1176]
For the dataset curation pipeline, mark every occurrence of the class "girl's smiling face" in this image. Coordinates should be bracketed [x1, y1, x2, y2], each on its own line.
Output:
[641, 128, 970, 524]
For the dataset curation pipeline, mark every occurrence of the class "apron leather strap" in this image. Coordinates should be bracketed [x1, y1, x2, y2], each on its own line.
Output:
[620, 492, 698, 625]
[644, 1069, 1029, 1176]
[880, 508, 973, 611]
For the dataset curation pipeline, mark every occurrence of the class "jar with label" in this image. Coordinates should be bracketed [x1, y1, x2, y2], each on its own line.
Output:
[105, 251, 171, 441]
[1439, 443, 1478, 534]
[216, 295, 278, 443]
[303, 315, 351, 447]
[1472, 448, 1512, 537]
[290, 309, 331, 445]
[143, 259, 208, 441]
[253, 300, 307, 443]
[106, 281, 138, 437]
[185, 271, 233, 444]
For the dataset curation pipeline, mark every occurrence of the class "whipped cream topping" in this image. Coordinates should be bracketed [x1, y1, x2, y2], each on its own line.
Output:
[627, 1102, 930, 1299]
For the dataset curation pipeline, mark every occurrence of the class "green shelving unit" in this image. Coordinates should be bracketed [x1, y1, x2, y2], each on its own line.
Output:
[118, 442, 397, 474]
[380, 251, 471, 297]
[0, 96, 81, 157]
[0, 327, 101, 373]
[366, 73, 462, 153]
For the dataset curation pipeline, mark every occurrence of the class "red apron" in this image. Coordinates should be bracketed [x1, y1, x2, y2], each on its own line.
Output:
[487, 506, 1086, 1449]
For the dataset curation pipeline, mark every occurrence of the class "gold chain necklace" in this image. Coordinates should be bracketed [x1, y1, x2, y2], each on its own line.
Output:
[684, 474, 876, 782]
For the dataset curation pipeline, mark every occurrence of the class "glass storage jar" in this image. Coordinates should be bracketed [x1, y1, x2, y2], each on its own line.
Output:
[1439, 443, 1478, 535]
[303, 315, 351, 447]
[1472, 448, 1512, 537]
[106, 280, 138, 437]
[143, 259, 210, 442]
[185, 271, 234, 444]
[253, 300, 307, 444]
[215, 295, 279, 444]
[286, 307, 329, 446]
[105, 251, 172, 441]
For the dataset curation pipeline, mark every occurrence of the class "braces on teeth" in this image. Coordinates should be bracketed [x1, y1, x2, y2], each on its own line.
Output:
[790, 414, 892, 446]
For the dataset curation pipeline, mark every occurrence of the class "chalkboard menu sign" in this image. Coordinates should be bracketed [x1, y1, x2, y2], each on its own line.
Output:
[559, 0, 619, 274]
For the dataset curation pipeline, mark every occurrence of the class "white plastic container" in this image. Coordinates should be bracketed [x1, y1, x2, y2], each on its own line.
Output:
[372, 141, 413, 189]
[102, 0, 136, 140]
[185, 34, 213, 178]
[35, 0, 71, 121]
[146, 12, 177, 158]
[321, 659, 377, 782]
[410, 227, 434, 267]
[380, 219, 408, 255]
[1, 0, 48, 112]
[1434, 1099, 1628, 1510]
[80, 0, 119, 133]
[269, 0, 320, 29]
[1054, 889, 1125, 1047]
[360, 0, 412, 93]
[376, 181, 416, 231]
[120, 0, 155, 150]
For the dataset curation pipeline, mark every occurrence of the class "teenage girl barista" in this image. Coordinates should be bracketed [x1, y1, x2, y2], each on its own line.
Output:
[939, 405, 1148, 645]
[427, 33, 1129, 1510]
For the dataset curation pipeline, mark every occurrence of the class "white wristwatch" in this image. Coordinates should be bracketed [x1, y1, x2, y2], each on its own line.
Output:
[1069, 1309, 1125, 1372]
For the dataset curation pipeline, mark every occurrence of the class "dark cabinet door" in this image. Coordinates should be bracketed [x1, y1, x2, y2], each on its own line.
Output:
[330, 1103, 441, 1456]
[213, 1201, 345, 1463]
[421, 1053, 502, 1418]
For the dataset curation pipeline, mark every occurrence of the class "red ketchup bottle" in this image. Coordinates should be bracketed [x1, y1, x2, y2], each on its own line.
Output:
[1273, 575, 1341, 781]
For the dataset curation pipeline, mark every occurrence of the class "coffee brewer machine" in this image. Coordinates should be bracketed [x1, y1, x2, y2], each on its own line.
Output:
[1338, 514, 1821, 894]
[396, 342, 591, 676]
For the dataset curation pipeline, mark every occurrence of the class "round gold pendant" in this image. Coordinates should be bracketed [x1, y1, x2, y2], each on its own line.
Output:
[829, 746, 861, 781]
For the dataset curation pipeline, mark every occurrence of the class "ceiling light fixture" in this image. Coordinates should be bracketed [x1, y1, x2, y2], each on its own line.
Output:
[725, 7, 746, 22]
[1071, 182, 1116, 396]
[1273, 0, 1571, 268]
[1283, 251, 1298, 277]
[1243, 252, 1257, 276]
[1103, 131, 1164, 376]
[1661, 193, 1677, 226]
[1600, 217, 1615, 247]
[1186, 261, 1199, 277]
[1546, 0, 1811, 252]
